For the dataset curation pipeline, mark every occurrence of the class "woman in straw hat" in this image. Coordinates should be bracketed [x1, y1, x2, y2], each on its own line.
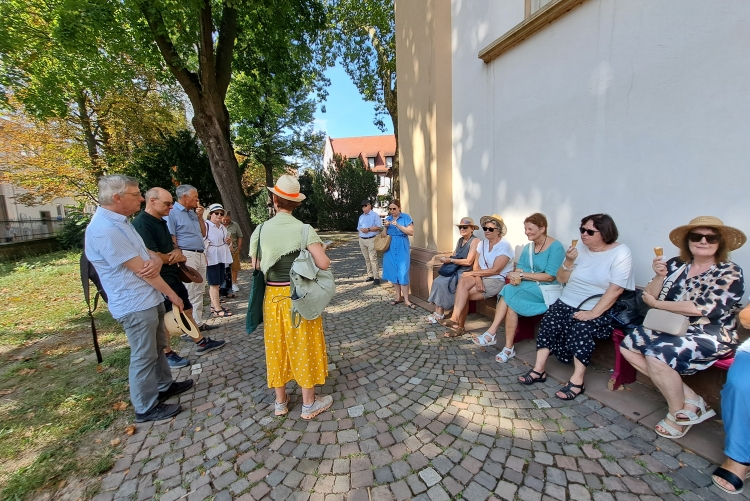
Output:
[439, 214, 515, 336]
[205, 203, 235, 318]
[248, 175, 333, 420]
[621, 216, 745, 439]
[426, 217, 480, 324]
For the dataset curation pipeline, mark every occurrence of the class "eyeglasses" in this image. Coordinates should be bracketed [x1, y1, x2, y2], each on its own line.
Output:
[122, 191, 142, 197]
[687, 232, 719, 244]
[388, 207, 398, 211]
[579, 227, 601, 236]
[154, 199, 173, 207]
[458, 225, 470, 230]
[482, 227, 497, 232]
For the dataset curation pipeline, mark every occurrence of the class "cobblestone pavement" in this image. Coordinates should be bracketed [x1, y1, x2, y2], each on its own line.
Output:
[92, 239, 746, 501]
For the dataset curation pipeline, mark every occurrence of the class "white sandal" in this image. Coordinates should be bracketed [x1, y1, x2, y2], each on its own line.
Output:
[673, 396, 716, 425]
[426, 312, 444, 324]
[655, 413, 692, 439]
[472, 331, 497, 347]
[495, 346, 515, 363]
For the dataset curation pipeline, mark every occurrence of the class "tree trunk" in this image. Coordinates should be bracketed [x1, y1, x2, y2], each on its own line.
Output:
[192, 105, 252, 257]
[76, 89, 104, 178]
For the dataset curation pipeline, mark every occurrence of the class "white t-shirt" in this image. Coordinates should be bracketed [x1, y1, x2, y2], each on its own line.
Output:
[560, 242, 634, 309]
[476, 238, 515, 280]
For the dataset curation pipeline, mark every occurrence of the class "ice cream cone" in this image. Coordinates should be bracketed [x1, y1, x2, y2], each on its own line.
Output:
[572, 239, 578, 247]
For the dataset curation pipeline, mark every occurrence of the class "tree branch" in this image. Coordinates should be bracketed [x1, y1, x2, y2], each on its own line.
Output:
[215, 3, 238, 100]
[138, 3, 202, 105]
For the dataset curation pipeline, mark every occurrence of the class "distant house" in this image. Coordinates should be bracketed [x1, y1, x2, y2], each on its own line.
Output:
[322, 135, 396, 197]
[0, 183, 75, 242]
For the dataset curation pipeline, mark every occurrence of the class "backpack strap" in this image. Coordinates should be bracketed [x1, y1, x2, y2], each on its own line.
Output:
[80, 251, 104, 364]
[300, 224, 310, 251]
[290, 224, 311, 329]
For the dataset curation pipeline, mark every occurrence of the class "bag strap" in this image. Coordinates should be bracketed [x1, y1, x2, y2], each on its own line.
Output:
[253, 223, 263, 271]
[80, 251, 104, 364]
[658, 263, 688, 301]
[300, 224, 310, 251]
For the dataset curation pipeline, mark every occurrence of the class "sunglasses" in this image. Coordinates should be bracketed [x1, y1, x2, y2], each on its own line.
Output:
[579, 227, 601, 236]
[458, 225, 470, 230]
[482, 227, 497, 232]
[687, 232, 719, 244]
[212, 212, 225, 216]
[155, 199, 173, 207]
[388, 207, 398, 211]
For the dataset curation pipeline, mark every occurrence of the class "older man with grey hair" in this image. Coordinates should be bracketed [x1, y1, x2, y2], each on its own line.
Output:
[167, 184, 210, 328]
[86, 175, 194, 423]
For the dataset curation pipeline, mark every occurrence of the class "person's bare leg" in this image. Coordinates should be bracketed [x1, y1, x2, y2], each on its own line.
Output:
[301, 387, 316, 406]
[403, 285, 413, 306]
[645, 357, 690, 434]
[504, 308, 519, 349]
[209, 285, 222, 311]
[449, 277, 474, 322]
[486, 298, 509, 335]
[232, 269, 239, 285]
[621, 349, 650, 375]
[434, 306, 445, 316]
[555, 357, 586, 398]
[275, 385, 288, 404]
[518, 348, 550, 383]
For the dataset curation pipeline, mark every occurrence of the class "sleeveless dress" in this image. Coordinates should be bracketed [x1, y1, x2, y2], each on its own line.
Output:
[428, 235, 477, 309]
[382, 213, 413, 285]
[500, 240, 565, 317]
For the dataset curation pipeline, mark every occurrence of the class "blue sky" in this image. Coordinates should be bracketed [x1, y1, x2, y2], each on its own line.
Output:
[314, 64, 393, 139]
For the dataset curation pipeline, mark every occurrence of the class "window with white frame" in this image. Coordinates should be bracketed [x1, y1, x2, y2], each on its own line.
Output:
[368, 157, 375, 169]
[386, 156, 393, 168]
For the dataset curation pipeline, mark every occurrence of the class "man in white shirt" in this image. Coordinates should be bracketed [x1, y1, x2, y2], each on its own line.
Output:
[357, 199, 383, 285]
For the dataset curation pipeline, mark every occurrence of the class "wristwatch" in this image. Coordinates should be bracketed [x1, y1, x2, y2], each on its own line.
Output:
[519, 272, 524, 279]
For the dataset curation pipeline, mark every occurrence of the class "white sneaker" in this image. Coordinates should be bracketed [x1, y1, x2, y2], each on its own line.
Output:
[301, 395, 333, 420]
[232, 284, 240, 292]
[275, 396, 289, 416]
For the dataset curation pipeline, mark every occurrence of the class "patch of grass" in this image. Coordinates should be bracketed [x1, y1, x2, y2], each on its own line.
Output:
[0, 251, 131, 500]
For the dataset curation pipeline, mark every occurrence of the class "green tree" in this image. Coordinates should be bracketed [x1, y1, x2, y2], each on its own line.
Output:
[295, 169, 319, 225]
[326, 0, 399, 196]
[124, 130, 221, 204]
[313, 154, 377, 230]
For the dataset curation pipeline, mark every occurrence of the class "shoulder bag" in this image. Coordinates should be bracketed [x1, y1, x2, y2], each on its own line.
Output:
[374, 228, 391, 253]
[642, 263, 690, 336]
[527, 243, 564, 307]
[245, 224, 265, 334]
[290, 225, 336, 327]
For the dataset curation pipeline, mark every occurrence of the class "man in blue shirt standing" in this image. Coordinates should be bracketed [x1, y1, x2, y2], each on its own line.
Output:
[167, 185, 208, 328]
[357, 199, 383, 285]
[85, 175, 193, 423]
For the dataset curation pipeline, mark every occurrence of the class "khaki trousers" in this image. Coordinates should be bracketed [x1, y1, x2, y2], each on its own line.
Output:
[184, 250, 207, 326]
[359, 237, 379, 279]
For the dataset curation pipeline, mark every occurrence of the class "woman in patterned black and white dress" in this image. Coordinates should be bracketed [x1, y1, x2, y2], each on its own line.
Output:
[621, 216, 745, 440]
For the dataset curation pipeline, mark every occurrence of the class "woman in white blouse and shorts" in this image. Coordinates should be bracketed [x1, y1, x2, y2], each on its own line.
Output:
[440, 214, 514, 337]
[517, 214, 634, 401]
[205, 203, 234, 317]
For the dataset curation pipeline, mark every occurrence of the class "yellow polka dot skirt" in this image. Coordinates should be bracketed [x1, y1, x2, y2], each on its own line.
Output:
[263, 285, 328, 389]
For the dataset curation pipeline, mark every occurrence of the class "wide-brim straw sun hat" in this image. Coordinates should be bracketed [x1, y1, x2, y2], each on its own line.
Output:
[669, 216, 746, 251]
[479, 214, 508, 236]
[455, 217, 479, 230]
[268, 174, 306, 202]
[164, 308, 200, 339]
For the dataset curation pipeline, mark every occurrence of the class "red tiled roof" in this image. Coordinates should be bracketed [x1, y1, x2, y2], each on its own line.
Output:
[329, 135, 396, 159]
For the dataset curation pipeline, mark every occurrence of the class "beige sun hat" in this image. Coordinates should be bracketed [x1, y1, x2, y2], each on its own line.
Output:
[479, 214, 508, 236]
[669, 216, 746, 251]
[268, 174, 306, 202]
[455, 217, 479, 230]
[164, 309, 200, 339]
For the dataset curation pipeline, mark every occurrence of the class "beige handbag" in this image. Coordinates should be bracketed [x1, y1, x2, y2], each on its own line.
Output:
[642, 263, 690, 336]
[642, 309, 689, 336]
[374, 230, 391, 253]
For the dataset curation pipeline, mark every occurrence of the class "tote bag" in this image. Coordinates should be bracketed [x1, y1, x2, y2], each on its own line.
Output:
[245, 224, 265, 334]
[526, 243, 563, 307]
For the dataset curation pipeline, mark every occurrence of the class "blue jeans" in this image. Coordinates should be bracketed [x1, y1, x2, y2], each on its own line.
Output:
[118, 303, 173, 414]
[722, 350, 750, 464]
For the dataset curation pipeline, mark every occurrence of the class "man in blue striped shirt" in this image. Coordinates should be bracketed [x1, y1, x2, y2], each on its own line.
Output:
[86, 175, 194, 423]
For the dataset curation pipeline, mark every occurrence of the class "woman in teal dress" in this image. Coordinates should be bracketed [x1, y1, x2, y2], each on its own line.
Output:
[472, 213, 565, 362]
[382, 199, 416, 308]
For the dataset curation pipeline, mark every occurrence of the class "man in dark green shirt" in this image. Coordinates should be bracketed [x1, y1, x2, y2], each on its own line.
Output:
[133, 187, 225, 366]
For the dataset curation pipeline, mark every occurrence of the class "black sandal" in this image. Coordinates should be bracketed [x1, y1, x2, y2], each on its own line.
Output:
[518, 369, 547, 385]
[556, 381, 585, 400]
[712, 466, 749, 495]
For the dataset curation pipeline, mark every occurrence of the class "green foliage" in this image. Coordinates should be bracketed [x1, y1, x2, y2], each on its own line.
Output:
[313, 155, 377, 230]
[57, 204, 92, 250]
[123, 130, 221, 203]
[248, 190, 271, 226]
[295, 170, 318, 225]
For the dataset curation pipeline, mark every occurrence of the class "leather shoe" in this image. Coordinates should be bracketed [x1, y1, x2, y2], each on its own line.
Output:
[199, 323, 218, 332]
[365, 277, 374, 282]
[373, 279, 380, 285]
[158, 379, 194, 402]
[135, 403, 181, 423]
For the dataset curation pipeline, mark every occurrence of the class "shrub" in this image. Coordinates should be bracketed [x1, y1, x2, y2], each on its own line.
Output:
[57, 204, 91, 250]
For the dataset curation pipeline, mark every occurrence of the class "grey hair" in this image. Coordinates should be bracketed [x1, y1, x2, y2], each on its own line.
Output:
[144, 187, 161, 201]
[175, 184, 197, 200]
[98, 175, 139, 205]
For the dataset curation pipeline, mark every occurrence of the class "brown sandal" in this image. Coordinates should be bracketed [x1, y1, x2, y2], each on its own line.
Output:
[443, 327, 465, 338]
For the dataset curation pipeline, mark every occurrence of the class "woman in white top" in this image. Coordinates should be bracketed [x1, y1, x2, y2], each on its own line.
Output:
[204, 203, 234, 317]
[440, 214, 514, 337]
[518, 214, 634, 401]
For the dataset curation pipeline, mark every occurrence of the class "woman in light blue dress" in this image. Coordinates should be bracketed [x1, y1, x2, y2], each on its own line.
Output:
[382, 199, 416, 308]
[472, 213, 565, 363]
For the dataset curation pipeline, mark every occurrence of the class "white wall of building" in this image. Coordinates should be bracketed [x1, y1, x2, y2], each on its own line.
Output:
[451, 0, 750, 287]
[0, 183, 75, 220]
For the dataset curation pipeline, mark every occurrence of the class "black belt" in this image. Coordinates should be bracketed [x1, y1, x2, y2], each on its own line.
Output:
[183, 249, 204, 253]
[360, 235, 376, 239]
